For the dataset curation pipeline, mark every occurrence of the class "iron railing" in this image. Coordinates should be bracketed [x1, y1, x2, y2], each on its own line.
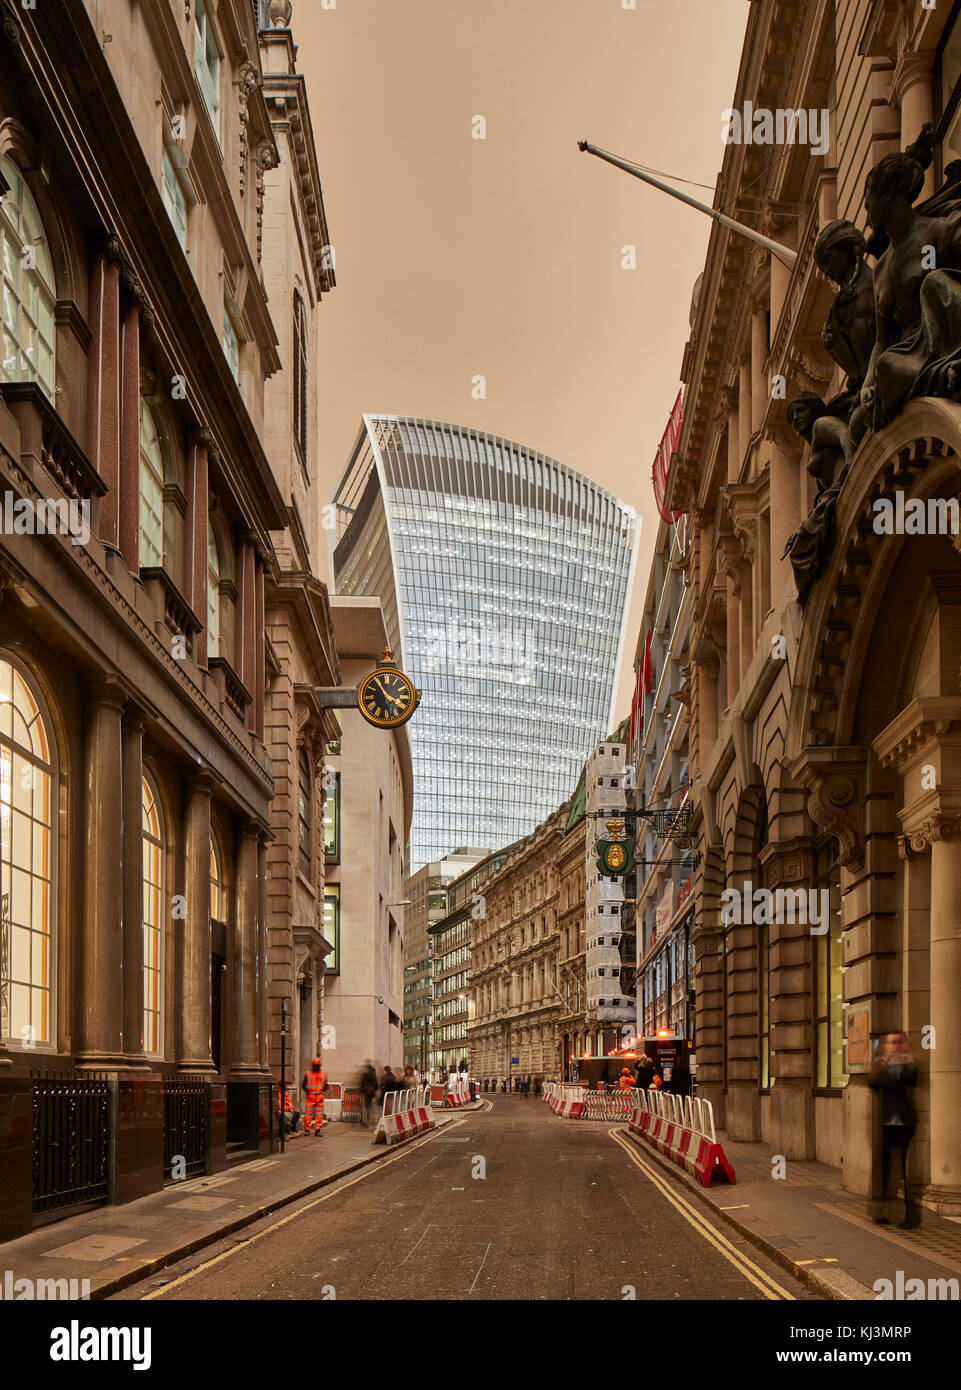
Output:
[163, 1076, 207, 1181]
[32, 1071, 110, 1214]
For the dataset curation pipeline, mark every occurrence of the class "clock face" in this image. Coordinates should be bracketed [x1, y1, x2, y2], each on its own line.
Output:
[358, 666, 418, 728]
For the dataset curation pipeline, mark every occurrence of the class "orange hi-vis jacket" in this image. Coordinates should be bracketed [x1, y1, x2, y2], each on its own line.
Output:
[618, 1073, 634, 1090]
[305, 1069, 327, 1098]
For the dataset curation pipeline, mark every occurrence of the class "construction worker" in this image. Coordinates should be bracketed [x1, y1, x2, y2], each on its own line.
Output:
[618, 1066, 634, 1091]
[302, 1056, 327, 1135]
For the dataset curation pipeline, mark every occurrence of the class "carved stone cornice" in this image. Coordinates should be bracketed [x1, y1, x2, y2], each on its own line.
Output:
[898, 816, 961, 859]
[873, 696, 961, 775]
[787, 344, 833, 396]
[787, 746, 868, 868]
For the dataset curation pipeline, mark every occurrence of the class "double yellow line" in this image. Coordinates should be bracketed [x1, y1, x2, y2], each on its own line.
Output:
[608, 1127, 795, 1300]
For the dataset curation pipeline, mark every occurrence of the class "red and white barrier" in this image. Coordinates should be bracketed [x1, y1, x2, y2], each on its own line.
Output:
[627, 1091, 735, 1187]
[374, 1087, 437, 1145]
[446, 1086, 471, 1108]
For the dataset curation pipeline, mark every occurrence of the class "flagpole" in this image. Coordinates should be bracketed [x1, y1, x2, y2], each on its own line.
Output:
[577, 141, 797, 265]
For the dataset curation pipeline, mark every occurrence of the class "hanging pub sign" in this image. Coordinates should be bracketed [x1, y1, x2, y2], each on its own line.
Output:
[595, 820, 635, 878]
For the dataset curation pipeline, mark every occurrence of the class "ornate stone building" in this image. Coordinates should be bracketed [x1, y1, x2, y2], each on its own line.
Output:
[670, 0, 961, 1212]
[0, 0, 338, 1238]
[468, 813, 566, 1085]
[256, 4, 340, 1096]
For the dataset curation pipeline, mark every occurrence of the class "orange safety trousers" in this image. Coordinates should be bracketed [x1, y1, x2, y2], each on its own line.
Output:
[305, 1071, 326, 1132]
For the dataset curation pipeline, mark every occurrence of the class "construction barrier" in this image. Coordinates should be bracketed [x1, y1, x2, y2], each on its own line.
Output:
[340, 1087, 364, 1123]
[627, 1091, 735, 1187]
[374, 1086, 437, 1146]
[445, 1085, 472, 1108]
[323, 1082, 343, 1123]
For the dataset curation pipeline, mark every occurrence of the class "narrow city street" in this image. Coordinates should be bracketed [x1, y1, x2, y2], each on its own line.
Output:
[115, 1099, 809, 1302]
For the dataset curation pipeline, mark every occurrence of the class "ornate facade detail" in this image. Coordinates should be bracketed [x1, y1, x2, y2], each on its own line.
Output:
[898, 816, 961, 858]
[237, 60, 260, 197]
[254, 138, 280, 263]
[789, 748, 868, 869]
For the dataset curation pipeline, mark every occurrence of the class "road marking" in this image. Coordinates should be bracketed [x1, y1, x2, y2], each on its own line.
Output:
[400, 1224, 434, 1265]
[607, 1129, 796, 1301]
[467, 1241, 492, 1295]
[141, 1116, 471, 1299]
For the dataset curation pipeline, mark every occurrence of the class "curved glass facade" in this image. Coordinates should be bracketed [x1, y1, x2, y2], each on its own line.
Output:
[329, 415, 638, 868]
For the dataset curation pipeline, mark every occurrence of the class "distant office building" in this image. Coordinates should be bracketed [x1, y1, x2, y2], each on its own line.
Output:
[403, 849, 488, 1075]
[328, 415, 639, 869]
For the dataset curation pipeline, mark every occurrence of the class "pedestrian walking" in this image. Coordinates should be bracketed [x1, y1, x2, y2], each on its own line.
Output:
[636, 1054, 654, 1091]
[379, 1065, 400, 1103]
[302, 1056, 327, 1135]
[869, 1031, 920, 1229]
[358, 1060, 378, 1126]
[667, 1053, 692, 1098]
[400, 1064, 419, 1093]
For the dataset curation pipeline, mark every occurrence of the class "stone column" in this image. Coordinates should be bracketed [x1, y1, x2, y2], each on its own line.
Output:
[254, 556, 265, 738]
[86, 246, 122, 549]
[893, 54, 934, 200]
[738, 360, 751, 464]
[230, 821, 261, 1076]
[767, 434, 799, 592]
[77, 678, 126, 1067]
[121, 707, 147, 1064]
[751, 301, 768, 437]
[118, 299, 141, 572]
[179, 773, 215, 1073]
[727, 411, 739, 484]
[257, 830, 269, 1071]
[185, 433, 210, 666]
[929, 829, 961, 1198]
[237, 537, 256, 714]
[770, 248, 791, 335]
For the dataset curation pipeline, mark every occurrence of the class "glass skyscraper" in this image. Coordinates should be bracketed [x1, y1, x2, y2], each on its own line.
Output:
[328, 415, 639, 869]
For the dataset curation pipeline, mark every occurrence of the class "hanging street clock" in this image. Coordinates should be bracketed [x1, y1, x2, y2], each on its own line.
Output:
[595, 819, 635, 878]
[357, 648, 422, 729]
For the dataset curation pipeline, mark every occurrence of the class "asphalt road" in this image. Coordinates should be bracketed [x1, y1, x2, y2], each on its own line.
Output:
[116, 1096, 812, 1302]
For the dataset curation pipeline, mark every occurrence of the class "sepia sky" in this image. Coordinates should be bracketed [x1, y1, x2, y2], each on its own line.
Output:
[297, 0, 748, 718]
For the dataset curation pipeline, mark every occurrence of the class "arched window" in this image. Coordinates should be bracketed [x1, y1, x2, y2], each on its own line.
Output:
[207, 522, 221, 659]
[0, 156, 55, 400]
[0, 655, 54, 1046]
[293, 291, 307, 459]
[139, 398, 164, 569]
[210, 835, 225, 925]
[142, 774, 164, 1057]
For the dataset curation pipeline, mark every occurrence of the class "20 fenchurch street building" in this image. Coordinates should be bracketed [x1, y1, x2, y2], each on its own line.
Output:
[329, 415, 639, 867]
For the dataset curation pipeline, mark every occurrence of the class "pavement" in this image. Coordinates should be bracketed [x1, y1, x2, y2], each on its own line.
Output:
[620, 1116, 961, 1300]
[0, 1100, 484, 1300]
[112, 1095, 812, 1301]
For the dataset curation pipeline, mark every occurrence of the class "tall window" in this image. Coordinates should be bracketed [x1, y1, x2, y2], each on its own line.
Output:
[222, 308, 239, 382]
[293, 292, 308, 460]
[139, 398, 164, 569]
[210, 836, 224, 925]
[814, 838, 846, 1089]
[207, 522, 221, 659]
[194, 0, 222, 139]
[142, 775, 164, 1057]
[0, 656, 54, 1046]
[323, 884, 340, 974]
[0, 156, 55, 401]
[298, 747, 312, 866]
[161, 144, 188, 249]
[323, 769, 340, 861]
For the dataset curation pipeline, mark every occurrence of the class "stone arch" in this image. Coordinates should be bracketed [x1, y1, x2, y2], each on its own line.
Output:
[788, 401, 961, 762]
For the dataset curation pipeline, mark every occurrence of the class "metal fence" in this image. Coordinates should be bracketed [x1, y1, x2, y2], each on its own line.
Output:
[32, 1071, 110, 1215]
[162, 1076, 207, 1181]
